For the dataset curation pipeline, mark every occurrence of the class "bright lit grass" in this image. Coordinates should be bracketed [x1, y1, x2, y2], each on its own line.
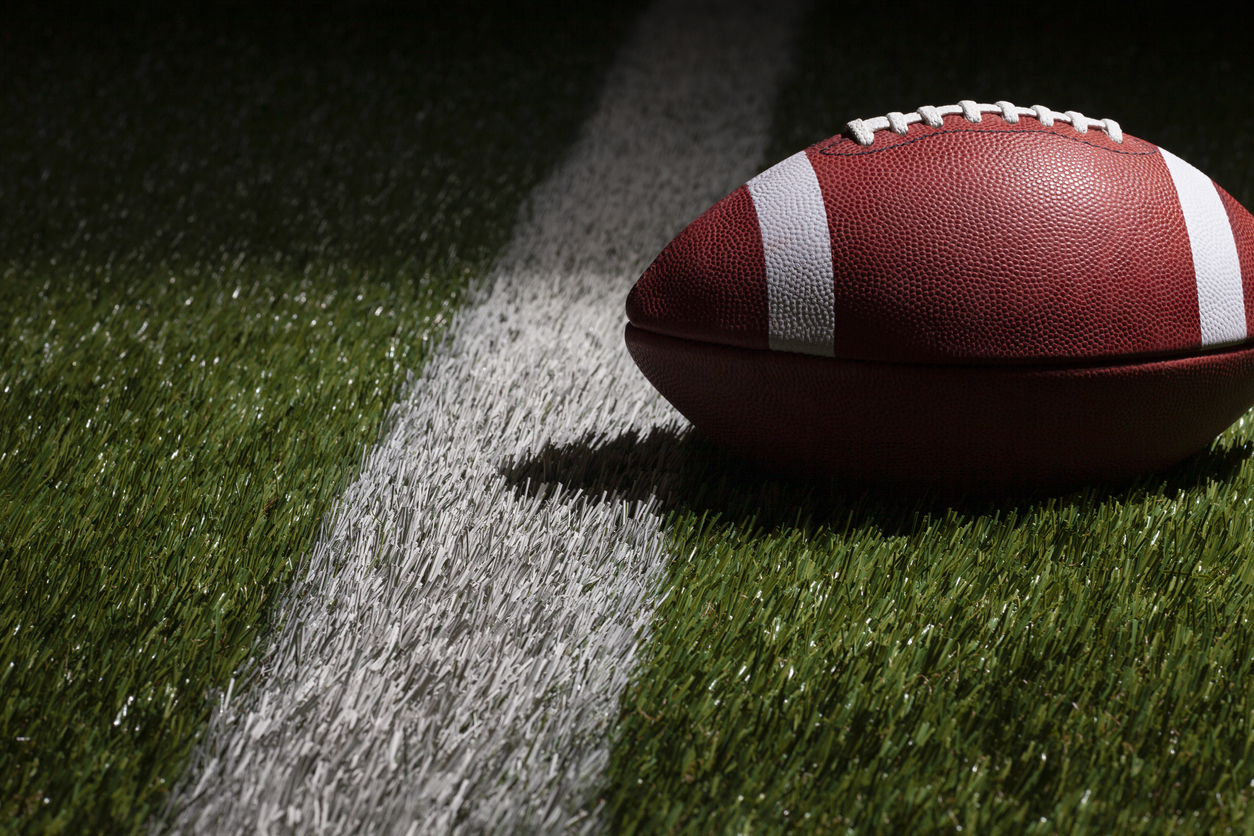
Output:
[0, 5, 634, 831]
[607, 7, 1254, 834]
[1, 264, 450, 829]
[608, 424, 1254, 833]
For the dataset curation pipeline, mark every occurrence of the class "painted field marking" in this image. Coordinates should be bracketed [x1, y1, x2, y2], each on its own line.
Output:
[163, 1, 800, 832]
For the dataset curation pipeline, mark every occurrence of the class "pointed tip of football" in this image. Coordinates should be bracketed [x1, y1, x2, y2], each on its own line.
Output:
[626, 185, 770, 350]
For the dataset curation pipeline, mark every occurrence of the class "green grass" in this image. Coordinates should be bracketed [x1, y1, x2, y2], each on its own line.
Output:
[0, 5, 638, 832]
[609, 430, 1254, 833]
[607, 7, 1254, 834]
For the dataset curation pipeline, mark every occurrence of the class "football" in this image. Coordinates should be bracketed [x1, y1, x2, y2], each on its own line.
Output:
[625, 100, 1254, 488]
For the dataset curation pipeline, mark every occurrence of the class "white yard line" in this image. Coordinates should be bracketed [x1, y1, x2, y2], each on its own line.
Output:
[163, 2, 799, 832]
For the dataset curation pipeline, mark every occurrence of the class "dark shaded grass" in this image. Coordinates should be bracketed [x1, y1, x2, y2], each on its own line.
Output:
[764, 5, 1254, 208]
[604, 5, 1254, 834]
[0, 4, 639, 832]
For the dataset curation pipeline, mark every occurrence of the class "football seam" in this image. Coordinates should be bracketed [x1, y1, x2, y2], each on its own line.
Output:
[626, 322, 1253, 371]
[816, 126, 1157, 158]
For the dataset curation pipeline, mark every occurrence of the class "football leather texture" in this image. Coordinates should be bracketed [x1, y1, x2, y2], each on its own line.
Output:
[625, 101, 1254, 488]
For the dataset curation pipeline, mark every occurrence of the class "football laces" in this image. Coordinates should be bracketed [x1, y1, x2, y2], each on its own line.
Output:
[846, 100, 1123, 146]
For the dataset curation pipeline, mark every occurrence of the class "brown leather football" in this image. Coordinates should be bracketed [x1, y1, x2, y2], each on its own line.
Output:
[625, 100, 1254, 488]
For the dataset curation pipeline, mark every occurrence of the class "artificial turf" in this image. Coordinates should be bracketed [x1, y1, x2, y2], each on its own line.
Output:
[607, 430, 1254, 833]
[0, 4, 637, 832]
[8, 2, 1254, 833]
[606, 7, 1254, 834]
